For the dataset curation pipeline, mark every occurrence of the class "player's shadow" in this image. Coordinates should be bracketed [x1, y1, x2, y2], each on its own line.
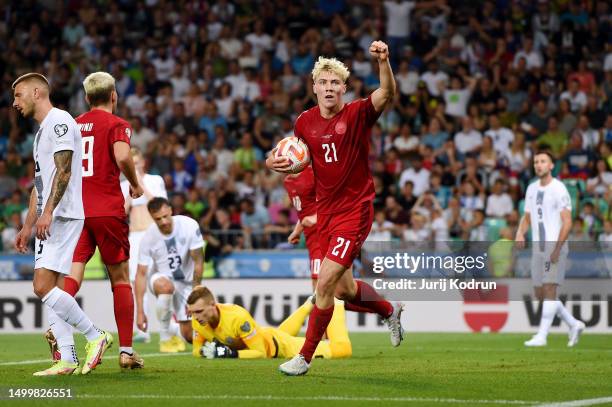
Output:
[316, 373, 437, 390]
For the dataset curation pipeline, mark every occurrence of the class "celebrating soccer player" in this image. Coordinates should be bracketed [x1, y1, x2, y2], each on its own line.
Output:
[267, 41, 404, 376]
[12, 73, 112, 375]
[515, 151, 585, 347]
[135, 198, 204, 352]
[188, 286, 351, 360]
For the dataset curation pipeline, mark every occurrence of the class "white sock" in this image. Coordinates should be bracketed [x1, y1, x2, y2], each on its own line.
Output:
[169, 320, 180, 337]
[42, 287, 102, 342]
[119, 346, 134, 354]
[156, 294, 173, 341]
[556, 300, 578, 328]
[48, 306, 78, 364]
[536, 300, 557, 339]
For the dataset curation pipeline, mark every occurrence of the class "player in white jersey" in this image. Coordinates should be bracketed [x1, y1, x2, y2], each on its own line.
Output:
[135, 197, 204, 352]
[12, 73, 112, 375]
[515, 151, 585, 347]
[120, 147, 167, 342]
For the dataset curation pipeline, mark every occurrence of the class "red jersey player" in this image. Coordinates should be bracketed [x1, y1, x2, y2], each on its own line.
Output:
[284, 165, 321, 288]
[45, 72, 145, 370]
[268, 41, 404, 376]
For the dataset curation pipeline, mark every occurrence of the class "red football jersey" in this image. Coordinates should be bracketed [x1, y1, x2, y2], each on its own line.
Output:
[284, 165, 318, 246]
[294, 96, 381, 215]
[283, 166, 317, 220]
[75, 109, 132, 217]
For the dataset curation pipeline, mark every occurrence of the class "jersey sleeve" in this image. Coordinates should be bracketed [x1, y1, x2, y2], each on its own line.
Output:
[360, 96, 382, 128]
[109, 121, 132, 145]
[524, 185, 533, 214]
[188, 220, 204, 251]
[293, 113, 306, 142]
[233, 307, 268, 359]
[558, 184, 572, 211]
[191, 320, 214, 357]
[49, 117, 77, 154]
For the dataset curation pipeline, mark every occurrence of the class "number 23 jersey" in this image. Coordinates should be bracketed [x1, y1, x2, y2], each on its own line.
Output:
[294, 96, 381, 215]
[138, 215, 204, 282]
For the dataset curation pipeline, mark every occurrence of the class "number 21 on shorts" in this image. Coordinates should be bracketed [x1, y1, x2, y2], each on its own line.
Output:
[331, 237, 351, 259]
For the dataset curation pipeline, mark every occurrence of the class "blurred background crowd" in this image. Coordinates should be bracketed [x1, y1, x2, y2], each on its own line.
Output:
[0, 0, 611, 256]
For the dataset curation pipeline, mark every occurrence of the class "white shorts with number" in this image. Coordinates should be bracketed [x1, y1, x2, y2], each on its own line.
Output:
[531, 247, 568, 286]
[148, 273, 192, 321]
[34, 217, 84, 275]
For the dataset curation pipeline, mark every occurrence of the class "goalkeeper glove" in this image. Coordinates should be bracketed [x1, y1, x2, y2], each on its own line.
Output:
[200, 341, 238, 359]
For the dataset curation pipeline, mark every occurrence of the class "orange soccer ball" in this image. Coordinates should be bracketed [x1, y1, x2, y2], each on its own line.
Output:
[274, 136, 310, 174]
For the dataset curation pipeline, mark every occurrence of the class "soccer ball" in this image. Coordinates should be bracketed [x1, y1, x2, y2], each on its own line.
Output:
[274, 136, 310, 174]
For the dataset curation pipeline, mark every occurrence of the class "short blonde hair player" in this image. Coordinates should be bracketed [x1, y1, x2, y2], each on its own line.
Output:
[12, 73, 112, 376]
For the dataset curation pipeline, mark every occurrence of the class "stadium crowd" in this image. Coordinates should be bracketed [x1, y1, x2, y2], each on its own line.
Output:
[1, 0, 612, 256]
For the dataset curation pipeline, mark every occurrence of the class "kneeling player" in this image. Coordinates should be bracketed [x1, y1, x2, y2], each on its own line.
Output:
[188, 286, 352, 360]
[135, 198, 204, 352]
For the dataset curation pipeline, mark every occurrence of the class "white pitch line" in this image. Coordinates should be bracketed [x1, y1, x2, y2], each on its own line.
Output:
[533, 397, 612, 407]
[76, 394, 539, 404]
[0, 351, 190, 366]
[376, 346, 612, 354]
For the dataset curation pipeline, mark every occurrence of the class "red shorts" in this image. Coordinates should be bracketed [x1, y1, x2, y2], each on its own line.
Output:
[317, 201, 374, 268]
[72, 216, 130, 265]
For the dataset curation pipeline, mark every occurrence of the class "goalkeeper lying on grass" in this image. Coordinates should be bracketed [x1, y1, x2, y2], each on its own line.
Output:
[187, 286, 352, 359]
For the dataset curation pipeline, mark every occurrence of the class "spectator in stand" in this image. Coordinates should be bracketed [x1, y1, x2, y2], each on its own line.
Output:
[537, 117, 568, 159]
[366, 209, 395, 242]
[454, 117, 483, 158]
[486, 179, 513, 219]
[560, 79, 588, 113]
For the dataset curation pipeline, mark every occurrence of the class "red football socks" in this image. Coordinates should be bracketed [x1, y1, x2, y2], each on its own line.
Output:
[344, 302, 376, 314]
[347, 280, 393, 318]
[63, 276, 80, 297]
[112, 283, 134, 347]
[299, 304, 334, 363]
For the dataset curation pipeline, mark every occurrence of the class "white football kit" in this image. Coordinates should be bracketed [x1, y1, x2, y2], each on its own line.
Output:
[138, 215, 203, 321]
[33, 108, 84, 274]
[524, 178, 571, 285]
[121, 173, 167, 281]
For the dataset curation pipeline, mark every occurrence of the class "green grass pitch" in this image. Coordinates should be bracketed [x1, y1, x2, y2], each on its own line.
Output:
[1, 333, 611, 406]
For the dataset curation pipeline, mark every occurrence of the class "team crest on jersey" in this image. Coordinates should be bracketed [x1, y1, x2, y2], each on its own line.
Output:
[164, 237, 178, 254]
[240, 321, 251, 333]
[536, 191, 545, 205]
[54, 124, 68, 137]
[335, 121, 347, 134]
[125, 128, 132, 139]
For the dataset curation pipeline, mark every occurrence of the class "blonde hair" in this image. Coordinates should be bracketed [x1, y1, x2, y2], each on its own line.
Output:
[311, 56, 350, 83]
[83, 71, 116, 106]
[12, 73, 50, 91]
